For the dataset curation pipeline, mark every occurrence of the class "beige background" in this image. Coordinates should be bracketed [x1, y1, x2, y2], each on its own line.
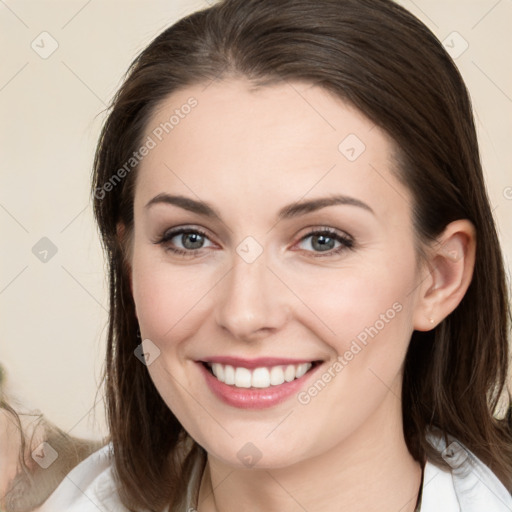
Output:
[1, 0, 511, 441]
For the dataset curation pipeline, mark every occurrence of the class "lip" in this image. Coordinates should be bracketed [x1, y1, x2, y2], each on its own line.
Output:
[197, 359, 323, 409]
[200, 356, 317, 369]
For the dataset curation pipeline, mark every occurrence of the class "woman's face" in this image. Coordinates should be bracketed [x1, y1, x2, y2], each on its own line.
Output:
[129, 79, 427, 468]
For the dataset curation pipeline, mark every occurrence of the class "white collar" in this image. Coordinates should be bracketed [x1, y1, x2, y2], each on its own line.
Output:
[37, 431, 512, 511]
[420, 430, 512, 511]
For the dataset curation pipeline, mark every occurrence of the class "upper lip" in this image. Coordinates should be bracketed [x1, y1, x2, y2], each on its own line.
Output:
[199, 356, 321, 369]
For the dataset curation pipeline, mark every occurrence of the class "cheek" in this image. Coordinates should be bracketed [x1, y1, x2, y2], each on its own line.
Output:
[130, 245, 219, 360]
[289, 252, 416, 354]
[288, 254, 417, 443]
[130, 249, 218, 441]
[286, 251, 418, 428]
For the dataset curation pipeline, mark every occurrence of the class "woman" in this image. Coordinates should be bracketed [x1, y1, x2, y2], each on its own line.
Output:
[4, 0, 511, 510]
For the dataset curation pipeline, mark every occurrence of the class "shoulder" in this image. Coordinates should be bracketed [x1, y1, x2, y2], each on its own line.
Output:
[36, 443, 131, 512]
[421, 430, 512, 512]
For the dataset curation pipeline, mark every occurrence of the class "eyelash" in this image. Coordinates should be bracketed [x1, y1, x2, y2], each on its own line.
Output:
[154, 226, 355, 258]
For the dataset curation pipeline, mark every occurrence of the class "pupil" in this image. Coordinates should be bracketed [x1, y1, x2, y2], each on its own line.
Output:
[313, 234, 334, 252]
[182, 233, 204, 249]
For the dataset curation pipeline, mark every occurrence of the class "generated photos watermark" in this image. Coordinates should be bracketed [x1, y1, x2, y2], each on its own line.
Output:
[94, 97, 198, 200]
[297, 301, 403, 405]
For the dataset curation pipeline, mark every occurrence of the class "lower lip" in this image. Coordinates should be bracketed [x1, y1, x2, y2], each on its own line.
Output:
[197, 362, 321, 409]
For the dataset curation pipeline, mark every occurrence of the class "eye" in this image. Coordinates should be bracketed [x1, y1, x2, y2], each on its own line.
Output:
[154, 225, 354, 258]
[154, 227, 214, 256]
[296, 227, 354, 257]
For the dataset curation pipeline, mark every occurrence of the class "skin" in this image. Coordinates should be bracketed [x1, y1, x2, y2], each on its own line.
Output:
[125, 79, 476, 512]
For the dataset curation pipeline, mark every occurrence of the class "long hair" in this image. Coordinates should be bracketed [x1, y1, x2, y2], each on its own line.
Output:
[91, 0, 512, 509]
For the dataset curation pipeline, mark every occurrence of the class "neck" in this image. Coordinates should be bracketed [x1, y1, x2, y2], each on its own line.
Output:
[197, 390, 423, 512]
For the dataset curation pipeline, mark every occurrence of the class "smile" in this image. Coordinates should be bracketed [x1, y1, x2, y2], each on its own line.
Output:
[205, 361, 314, 389]
[196, 356, 323, 409]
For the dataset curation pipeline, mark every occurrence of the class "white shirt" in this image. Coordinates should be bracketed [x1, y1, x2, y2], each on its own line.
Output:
[38, 432, 512, 512]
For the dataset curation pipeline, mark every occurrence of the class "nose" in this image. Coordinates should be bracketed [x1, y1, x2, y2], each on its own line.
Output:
[215, 252, 292, 342]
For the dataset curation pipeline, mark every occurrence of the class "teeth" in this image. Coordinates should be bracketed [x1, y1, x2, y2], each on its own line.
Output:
[252, 367, 270, 388]
[284, 365, 296, 382]
[209, 362, 313, 389]
[212, 363, 225, 382]
[270, 366, 285, 385]
[295, 363, 309, 378]
[235, 367, 252, 388]
[224, 364, 235, 385]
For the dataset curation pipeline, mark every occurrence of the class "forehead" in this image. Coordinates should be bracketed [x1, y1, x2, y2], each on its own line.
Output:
[135, 79, 410, 224]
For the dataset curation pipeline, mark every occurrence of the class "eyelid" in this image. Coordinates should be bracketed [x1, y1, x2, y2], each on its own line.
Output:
[292, 226, 354, 254]
[152, 224, 213, 248]
[154, 225, 212, 243]
[295, 225, 352, 241]
[154, 224, 355, 257]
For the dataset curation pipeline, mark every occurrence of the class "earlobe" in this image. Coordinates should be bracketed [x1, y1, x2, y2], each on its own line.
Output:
[413, 219, 476, 332]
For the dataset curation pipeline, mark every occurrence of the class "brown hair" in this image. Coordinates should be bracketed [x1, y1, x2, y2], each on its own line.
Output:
[91, 0, 512, 509]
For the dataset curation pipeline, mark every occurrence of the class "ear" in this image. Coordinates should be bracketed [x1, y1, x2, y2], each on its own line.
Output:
[413, 219, 476, 331]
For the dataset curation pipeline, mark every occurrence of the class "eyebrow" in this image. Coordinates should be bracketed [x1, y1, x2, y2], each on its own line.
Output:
[145, 193, 375, 220]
